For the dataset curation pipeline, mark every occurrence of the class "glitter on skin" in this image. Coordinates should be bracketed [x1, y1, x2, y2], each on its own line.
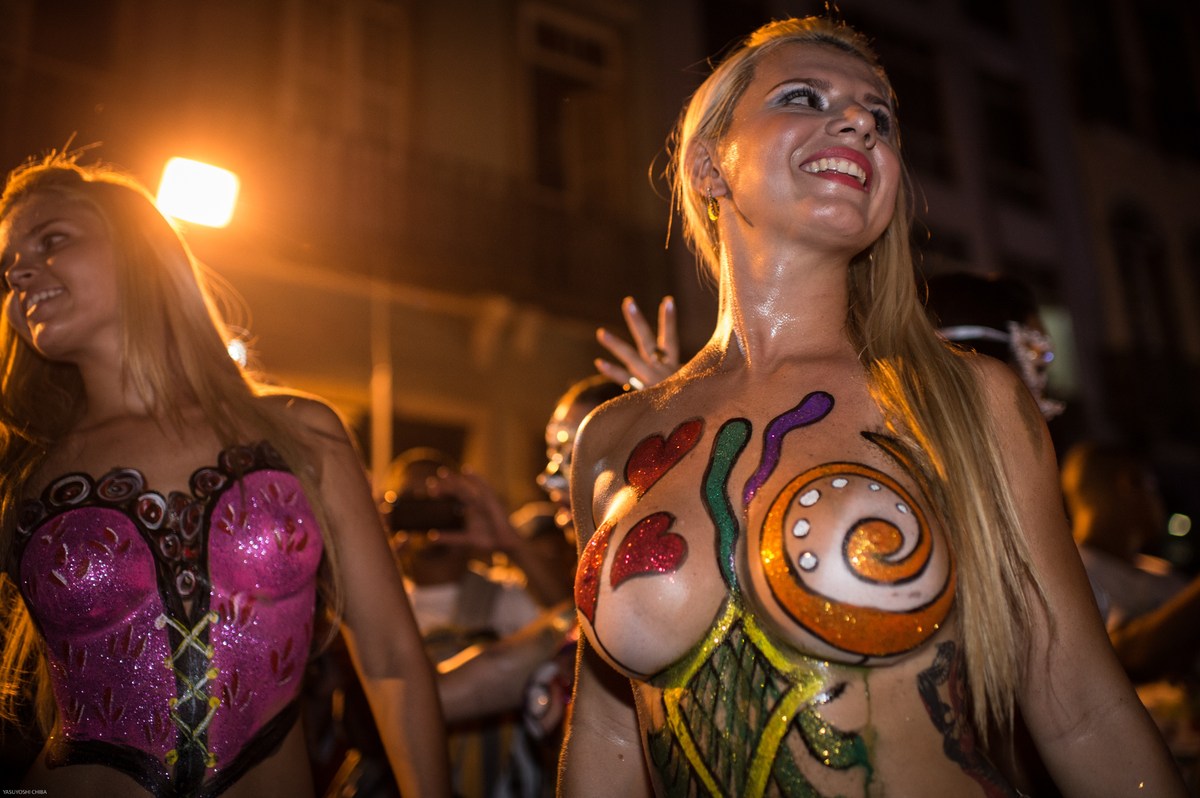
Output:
[638, 408, 879, 795]
[742, 391, 834, 507]
[624, 418, 704, 498]
[653, 599, 870, 796]
[577, 419, 703, 621]
[760, 462, 956, 658]
[703, 419, 751, 591]
[575, 519, 616, 625]
[610, 512, 687, 588]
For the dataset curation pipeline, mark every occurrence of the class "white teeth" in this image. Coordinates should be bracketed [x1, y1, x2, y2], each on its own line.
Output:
[801, 157, 867, 186]
[24, 287, 64, 311]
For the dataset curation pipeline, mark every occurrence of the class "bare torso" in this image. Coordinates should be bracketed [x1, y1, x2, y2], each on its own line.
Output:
[22, 722, 316, 798]
[574, 355, 1015, 797]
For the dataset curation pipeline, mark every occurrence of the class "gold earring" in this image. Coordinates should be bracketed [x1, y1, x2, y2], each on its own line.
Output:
[706, 186, 720, 222]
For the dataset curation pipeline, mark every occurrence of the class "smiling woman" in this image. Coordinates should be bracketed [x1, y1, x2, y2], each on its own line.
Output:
[3, 193, 120, 363]
[0, 155, 451, 798]
[558, 16, 1185, 798]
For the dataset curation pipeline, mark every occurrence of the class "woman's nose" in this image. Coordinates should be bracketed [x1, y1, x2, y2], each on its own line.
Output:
[4, 253, 37, 290]
[826, 104, 875, 145]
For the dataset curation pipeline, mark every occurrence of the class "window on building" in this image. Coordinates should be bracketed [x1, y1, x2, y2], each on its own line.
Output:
[1107, 202, 1195, 441]
[519, 4, 626, 207]
[1111, 203, 1177, 356]
[30, 0, 118, 70]
[281, 0, 410, 149]
[1066, 0, 1132, 131]
[1137, 6, 1200, 161]
[977, 71, 1044, 209]
[957, 0, 1015, 38]
[871, 33, 953, 182]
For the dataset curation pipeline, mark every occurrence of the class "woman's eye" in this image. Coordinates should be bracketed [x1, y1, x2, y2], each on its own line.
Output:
[871, 108, 893, 136]
[780, 87, 824, 109]
[40, 232, 66, 250]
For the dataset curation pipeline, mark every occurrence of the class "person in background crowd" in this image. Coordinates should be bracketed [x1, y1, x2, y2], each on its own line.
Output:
[1061, 441, 1200, 787]
[924, 271, 1064, 422]
[388, 449, 571, 798]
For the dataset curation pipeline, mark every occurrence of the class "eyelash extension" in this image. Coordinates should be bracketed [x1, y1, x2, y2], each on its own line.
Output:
[779, 86, 826, 109]
[870, 108, 893, 136]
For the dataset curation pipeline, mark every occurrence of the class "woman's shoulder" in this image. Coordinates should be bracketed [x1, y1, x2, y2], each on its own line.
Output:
[960, 353, 1049, 458]
[255, 389, 348, 439]
[573, 381, 664, 457]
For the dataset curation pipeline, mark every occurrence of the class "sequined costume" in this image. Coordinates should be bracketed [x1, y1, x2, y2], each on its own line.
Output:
[13, 442, 323, 797]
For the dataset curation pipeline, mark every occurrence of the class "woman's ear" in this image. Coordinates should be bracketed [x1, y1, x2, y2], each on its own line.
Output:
[686, 141, 728, 199]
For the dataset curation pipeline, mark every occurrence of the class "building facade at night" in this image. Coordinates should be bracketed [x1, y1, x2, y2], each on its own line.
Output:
[2, 0, 1198, 533]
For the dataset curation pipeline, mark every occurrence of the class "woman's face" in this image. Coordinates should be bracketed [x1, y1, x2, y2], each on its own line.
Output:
[713, 41, 901, 256]
[0, 191, 121, 363]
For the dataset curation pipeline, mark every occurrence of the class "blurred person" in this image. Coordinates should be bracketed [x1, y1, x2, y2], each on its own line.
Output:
[386, 449, 571, 798]
[0, 154, 448, 796]
[388, 449, 544, 657]
[559, 16, 1182, 798]
[537, 376, 627, 544]
[1061, 441, 1200, 785]
[1061, 442, 1185, 631]
[924, 271, 1065, 421]
[508, 503, 576, 616]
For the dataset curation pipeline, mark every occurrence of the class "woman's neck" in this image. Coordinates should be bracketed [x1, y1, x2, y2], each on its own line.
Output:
[708, 239, 856, 370]
[73, 356, 156, 430]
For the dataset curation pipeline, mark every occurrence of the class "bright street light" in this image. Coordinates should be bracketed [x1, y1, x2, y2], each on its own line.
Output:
[156, 157, 239, 227]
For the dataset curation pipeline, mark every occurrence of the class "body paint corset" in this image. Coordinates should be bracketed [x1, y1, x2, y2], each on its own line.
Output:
[14, 442, 323, 798]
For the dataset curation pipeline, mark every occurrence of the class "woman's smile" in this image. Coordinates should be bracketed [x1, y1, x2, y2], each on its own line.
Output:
[22, 285, 66, 318]
[798, 146, 872, 190]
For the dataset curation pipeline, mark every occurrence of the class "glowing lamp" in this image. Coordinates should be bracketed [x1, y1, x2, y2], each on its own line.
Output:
[156, 158, 239, 228]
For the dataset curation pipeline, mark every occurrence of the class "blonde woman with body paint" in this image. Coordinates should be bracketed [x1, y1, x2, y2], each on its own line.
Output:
[559, 17, 1183, 798]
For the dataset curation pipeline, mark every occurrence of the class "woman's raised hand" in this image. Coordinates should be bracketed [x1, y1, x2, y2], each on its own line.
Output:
[595, 295, 680, 390]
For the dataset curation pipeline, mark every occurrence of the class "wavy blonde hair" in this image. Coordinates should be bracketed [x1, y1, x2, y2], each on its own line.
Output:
[669, 17, 1046, 736]
[0, 154, 344, 734]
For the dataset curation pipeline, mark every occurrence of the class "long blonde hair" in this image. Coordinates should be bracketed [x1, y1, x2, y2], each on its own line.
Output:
[669, 17, 1045, 736]
[0, 154, 343, 733]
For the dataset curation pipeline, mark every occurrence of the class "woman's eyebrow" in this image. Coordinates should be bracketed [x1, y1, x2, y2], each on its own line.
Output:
[769, 76, 833, 93]
[11, 217, 66, 247]
[26, 218, 64, 237]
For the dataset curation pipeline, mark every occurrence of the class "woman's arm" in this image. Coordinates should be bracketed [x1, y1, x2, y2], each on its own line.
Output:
[283, 396, 451, 797]
[436, 599, 574, 723]
[976, 361, 1184, 797]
